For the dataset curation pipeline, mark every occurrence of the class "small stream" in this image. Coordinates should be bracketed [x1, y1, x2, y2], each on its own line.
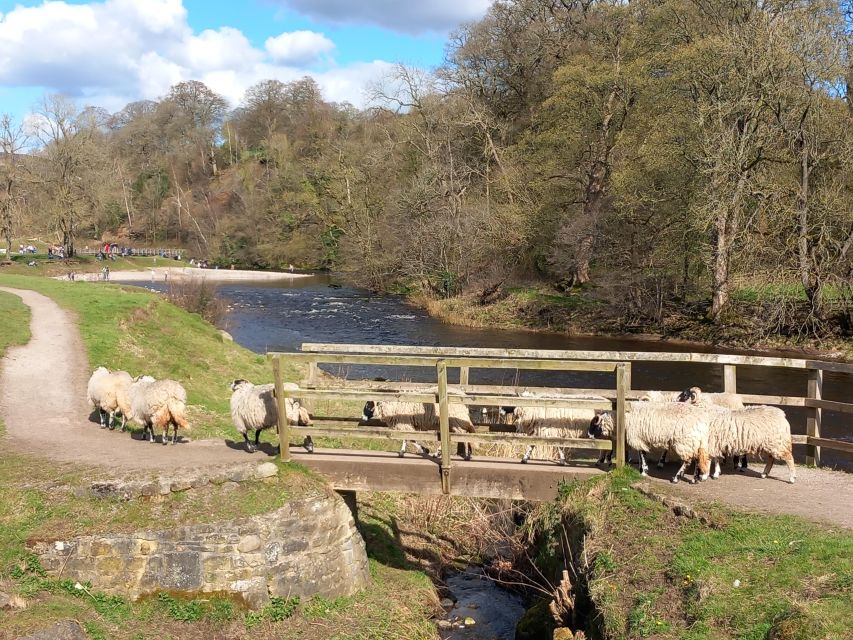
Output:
[439, 569, 526, 640]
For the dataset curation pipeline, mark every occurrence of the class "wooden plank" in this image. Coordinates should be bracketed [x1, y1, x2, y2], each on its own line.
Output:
[807, 370, 823, 466]
[791, 434, 808, 444]
[298, 426, 437, 442]
[449, 433, 612, 449]
[272, 356, 291, 463]
[459, 366, 469, 386]
[300, 343, 853, 372]
[807, 436, 853, 455]
[288, 448, 606, 501]
[805, 398, 853, 414]
[739, 394, 806, 406]
[615, 364, 627, 467]
[723, 364, 737, 394]
[272, 351, 620, 371]
[295, 388, 438, 403]
[437, 360, 451, 494]
[450, 395, 613, 409]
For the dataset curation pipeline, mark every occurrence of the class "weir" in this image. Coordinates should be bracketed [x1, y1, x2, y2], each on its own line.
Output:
[268, 344, 853, 500]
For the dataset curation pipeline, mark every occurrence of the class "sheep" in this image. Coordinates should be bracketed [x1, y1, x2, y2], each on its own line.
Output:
[127, 375, 190, 444]
[645, 387, 745, 468]
[87, 366, 133, 430]
[588, 402, 712, 483]
[229, 379, 313, 453]
[705, 405, 796, 483]
[508, 395, 609, 466]
[361, 400, 475, 460]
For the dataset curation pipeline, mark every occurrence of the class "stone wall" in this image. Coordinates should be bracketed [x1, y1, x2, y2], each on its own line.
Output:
[30, 483, 370, 608]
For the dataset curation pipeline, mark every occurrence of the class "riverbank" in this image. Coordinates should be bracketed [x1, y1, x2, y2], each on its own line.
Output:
[67, 266, 312, 283]
[410, 289, 853, 361]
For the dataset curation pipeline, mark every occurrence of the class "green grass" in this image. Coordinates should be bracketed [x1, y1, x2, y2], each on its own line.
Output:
[0, 289, 31, 355]
[552, 470, 853, 640]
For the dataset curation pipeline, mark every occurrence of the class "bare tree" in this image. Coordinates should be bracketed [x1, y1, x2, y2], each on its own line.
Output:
[0, 114, 29, 261]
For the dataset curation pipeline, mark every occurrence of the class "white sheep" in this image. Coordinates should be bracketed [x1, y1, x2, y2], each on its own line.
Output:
[86, 366, 133, 430]
[706, 406, 796, 483]
[229, 379, 313, 453]
[127, 375, 190, 444]
[588, 402, 712, 483]
[361, 400, 475, 460]
[508, 395, 609, 465]
[646, 387, 745, 468]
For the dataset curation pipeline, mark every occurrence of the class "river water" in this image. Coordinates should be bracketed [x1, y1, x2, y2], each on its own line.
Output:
[135, 273, 851, 469]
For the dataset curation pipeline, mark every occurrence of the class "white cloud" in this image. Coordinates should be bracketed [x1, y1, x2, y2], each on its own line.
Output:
[0, 0, 392, 110]
[271, 0, 491, 33]
[265, 30, 335, 65]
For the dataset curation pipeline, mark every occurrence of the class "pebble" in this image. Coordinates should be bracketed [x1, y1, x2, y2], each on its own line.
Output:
[439, 598, 454, 609]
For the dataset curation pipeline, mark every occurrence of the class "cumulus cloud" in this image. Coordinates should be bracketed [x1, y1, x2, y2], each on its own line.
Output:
[265, 30, 335, 65]
[270, 0, 491, 33]
[0, 0, 389, 110]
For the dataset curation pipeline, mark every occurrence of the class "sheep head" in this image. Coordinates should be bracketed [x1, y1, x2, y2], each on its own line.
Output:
[230, 378, 249, 391]
[588, 412, 614, 439]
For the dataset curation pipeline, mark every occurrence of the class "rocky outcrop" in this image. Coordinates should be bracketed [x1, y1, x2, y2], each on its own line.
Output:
[29, 492, 370, 609]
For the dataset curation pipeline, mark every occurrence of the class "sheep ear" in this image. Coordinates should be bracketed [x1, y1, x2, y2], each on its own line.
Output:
[591, 415, 601, 425]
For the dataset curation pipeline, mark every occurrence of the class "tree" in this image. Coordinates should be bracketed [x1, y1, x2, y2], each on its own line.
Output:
[32, 95, 101, 257]
[0, 114, 29, 261]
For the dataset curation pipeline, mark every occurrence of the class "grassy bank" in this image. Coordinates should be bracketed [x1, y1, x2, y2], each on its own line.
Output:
[413, 286, 853, 359]
[0, 290, 31, 354]
[527, 469, 853, 639]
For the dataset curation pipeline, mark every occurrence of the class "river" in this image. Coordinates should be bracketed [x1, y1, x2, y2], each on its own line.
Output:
[135, 273, 851, 469]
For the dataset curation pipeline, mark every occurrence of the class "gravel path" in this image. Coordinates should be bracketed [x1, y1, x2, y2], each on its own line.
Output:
[0, 287, 272, 471]
[1, 286, 851, 528]
[637, 460, 853, 529]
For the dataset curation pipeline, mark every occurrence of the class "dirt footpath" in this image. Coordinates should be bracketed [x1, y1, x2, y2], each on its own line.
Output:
[0, 286, 272, 471]
[636, 461, 853, 529]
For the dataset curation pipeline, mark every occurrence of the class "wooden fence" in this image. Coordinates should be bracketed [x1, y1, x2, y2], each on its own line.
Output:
[268, 348, 629, 494]
[268, 343, 853, 487]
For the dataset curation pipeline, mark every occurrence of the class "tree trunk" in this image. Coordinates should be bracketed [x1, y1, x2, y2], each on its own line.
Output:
[708, 211, 730, 321]
[797, 147, 823, 319]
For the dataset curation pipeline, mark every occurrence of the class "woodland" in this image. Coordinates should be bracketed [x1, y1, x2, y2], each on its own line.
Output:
[1, 0, 852, 340]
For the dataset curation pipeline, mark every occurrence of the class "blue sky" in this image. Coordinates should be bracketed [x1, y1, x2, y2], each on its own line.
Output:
[0, 0, 490, 121]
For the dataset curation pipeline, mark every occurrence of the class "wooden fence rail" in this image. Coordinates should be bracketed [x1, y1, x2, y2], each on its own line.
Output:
[265, 344, 850, 494]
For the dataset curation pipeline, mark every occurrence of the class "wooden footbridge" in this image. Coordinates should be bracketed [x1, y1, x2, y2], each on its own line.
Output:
[267, 344, 853, 501]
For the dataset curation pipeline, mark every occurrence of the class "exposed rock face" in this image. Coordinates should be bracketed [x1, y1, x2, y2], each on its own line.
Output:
[29, 492, 370, 608]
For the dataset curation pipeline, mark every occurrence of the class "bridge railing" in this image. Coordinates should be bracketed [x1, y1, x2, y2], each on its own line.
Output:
[267, 350, 631, 493]
[299, 343, 853, 467]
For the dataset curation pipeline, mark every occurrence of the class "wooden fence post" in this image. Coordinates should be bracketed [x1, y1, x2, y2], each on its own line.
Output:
[272, 355, 291, 463]
[459, 366, 469, 387]
[723, 364, 737, 393]
[615, 363, 629, 467]
[437, 360, 451, 494]
[806, 368, 823, 467]
[303, 361, 318, 413]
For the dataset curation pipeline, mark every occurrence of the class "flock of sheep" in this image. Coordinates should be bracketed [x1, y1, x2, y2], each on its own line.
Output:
[87, 366, 796, 485]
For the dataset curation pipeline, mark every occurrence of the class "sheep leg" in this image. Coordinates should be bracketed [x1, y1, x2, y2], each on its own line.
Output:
[398, 440, 408, 457]
[98, 409, 107, 428]
[119, 413, 127, 432]
[711, 458, 722, 479]
[638, 450, 649, 476]
[521, 445, 534, 464]
[657, 450, 668, 468]
[244, 432, 256, 453]
[738, 455, 748, 472]
[672, 460, 690, 484]
[303, 435, 314, 453]
[782, 453, 796, 484]
[760, 455, 775, 479]
[557, 448, 567, 466]
[107, 410, 116, 430]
